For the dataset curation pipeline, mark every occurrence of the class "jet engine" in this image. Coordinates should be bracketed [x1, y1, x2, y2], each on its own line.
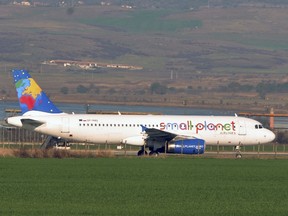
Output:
[167, 138, 205, 154]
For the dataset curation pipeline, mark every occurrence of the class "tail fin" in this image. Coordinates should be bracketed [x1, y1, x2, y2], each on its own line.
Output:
[12, 69, 62, 115]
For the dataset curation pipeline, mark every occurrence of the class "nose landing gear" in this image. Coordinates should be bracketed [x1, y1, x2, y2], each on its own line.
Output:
[235, 145, 242, 158]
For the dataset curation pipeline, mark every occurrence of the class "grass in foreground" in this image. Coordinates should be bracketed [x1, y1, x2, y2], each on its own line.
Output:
[0, 158, 287, 216]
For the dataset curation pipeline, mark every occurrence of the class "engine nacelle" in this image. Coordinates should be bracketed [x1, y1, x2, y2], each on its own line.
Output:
[167, 138, 205, 154]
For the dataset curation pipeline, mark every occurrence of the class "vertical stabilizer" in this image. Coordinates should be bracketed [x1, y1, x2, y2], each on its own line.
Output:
[12, 69, 62, 114]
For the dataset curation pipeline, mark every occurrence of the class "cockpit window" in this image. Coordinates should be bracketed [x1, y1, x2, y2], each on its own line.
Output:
[255, 124, 263, 129]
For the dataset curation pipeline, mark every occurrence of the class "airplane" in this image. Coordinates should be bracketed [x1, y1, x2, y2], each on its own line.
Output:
[5, 69, 275, 157]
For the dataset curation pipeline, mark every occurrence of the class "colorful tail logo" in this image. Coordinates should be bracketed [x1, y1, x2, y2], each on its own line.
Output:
[13, 69, 62, 114]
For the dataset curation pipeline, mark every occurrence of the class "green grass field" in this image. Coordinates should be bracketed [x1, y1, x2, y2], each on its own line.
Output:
[79, 10, 202, 33]
[0, 158, 287, 216]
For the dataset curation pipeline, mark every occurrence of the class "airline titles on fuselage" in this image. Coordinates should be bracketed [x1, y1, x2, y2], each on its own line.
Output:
[78, 118, 237, 135]
[160, 120, 236, 134]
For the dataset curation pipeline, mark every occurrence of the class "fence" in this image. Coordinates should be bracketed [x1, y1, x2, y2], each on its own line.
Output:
[1, 127, 288, 156]
[0, 127, 135, 151]
[0, 127, 45, 148]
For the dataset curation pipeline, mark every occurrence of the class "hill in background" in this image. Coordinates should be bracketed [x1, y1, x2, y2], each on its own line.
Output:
[1, 2, 288, 112]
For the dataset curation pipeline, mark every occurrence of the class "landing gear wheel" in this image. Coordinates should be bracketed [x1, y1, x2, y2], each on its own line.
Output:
[236, 153, 242, 159]
[149, 151, 159, 157]
[137, 149, 148, 156]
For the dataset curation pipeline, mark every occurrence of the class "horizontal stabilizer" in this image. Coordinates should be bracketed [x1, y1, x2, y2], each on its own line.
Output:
[21, 119, 45, 128]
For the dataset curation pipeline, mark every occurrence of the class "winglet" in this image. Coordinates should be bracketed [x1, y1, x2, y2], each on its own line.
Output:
[12, 69, 62, 115]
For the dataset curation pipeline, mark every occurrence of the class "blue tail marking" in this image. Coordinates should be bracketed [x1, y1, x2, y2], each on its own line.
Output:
[13, 69, 62, 114]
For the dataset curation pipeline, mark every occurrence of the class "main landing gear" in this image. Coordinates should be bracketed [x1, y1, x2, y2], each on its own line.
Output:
[137, 147, 159, 157]
[137, 148, 147, 156]
[148, 151, 159, 157]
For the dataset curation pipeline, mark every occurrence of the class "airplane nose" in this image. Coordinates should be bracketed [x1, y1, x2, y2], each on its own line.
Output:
[265, 130, 275, 142]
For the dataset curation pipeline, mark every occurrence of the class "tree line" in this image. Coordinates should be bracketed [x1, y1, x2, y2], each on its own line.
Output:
[1, 0, 288, 8]
[219, 81, 288, 98]
[59, 81, 288, 97]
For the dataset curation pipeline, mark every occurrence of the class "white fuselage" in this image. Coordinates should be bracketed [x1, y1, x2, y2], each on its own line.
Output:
[7, 112, 275, 146]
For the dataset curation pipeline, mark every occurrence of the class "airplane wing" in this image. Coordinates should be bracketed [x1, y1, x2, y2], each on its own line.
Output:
[21, 119, 45, 128]
[141, 126, 176, 141]
[141, 125, 198, 142]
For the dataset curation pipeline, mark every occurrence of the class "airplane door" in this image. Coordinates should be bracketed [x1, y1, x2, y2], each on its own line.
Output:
[238, 120, 246, 135]
[61, 117, 70, 133]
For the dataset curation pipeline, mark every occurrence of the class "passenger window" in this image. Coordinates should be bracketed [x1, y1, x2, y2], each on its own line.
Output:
[259, 125, 263, 129]
[255, 125, 258, 129]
